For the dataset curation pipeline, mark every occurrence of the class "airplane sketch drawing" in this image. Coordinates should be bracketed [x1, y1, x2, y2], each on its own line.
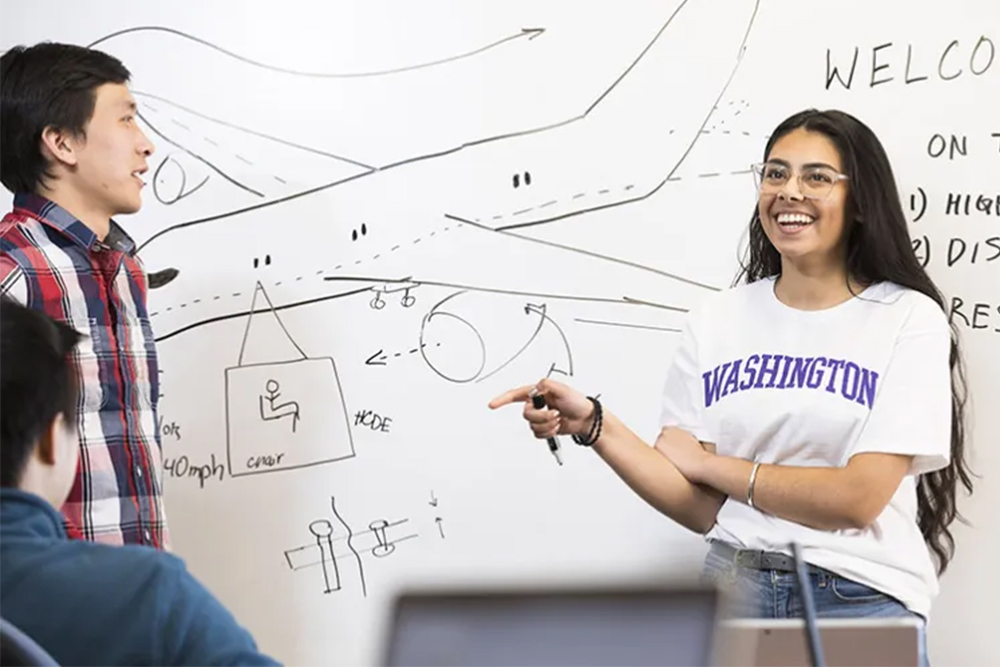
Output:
[94, 0, 762, 352]
[259, 378, 301, 433]
[283, 496, 419, 597]
[52, 3, 784, 663]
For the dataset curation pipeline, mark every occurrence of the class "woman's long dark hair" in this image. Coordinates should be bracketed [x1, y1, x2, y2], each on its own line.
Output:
[735, 109, 974, 573]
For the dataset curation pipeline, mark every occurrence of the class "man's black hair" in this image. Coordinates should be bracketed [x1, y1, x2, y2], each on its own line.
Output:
[0, 42, 131, 193]
[0, 297, 82, 486]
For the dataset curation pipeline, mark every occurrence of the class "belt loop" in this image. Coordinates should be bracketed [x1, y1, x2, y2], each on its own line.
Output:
[729, 544, 742, 567]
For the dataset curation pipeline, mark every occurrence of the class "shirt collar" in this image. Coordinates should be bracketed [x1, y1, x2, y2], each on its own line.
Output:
[13, 192, 136, 255]
[0, 488, 67, 541]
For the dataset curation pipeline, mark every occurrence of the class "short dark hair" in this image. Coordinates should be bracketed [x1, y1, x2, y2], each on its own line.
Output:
[0, 297, 82, 487]
[0, 42, 131, 194]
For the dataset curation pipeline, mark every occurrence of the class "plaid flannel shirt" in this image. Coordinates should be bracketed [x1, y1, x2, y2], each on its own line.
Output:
[1, 193, 168, 548]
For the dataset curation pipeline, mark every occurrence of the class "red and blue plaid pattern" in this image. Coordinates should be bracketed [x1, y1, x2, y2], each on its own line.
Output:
[1, 193, 168, 549]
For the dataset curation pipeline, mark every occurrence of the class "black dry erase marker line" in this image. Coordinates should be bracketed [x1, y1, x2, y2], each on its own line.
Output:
[531, 393, 563, 466]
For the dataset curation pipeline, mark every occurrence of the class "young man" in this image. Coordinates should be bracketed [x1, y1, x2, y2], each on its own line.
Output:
[1, 42, 168, 547]
[0, 297, 280, 666]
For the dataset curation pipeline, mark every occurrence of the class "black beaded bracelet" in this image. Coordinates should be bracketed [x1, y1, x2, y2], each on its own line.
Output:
[572, 396, 603, 447]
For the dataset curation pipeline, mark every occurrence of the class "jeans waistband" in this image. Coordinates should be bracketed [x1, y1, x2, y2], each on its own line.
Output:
[710, 540, 830, 576]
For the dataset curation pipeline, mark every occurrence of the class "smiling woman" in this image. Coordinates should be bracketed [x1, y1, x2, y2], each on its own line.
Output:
[751, 128, 857, 283]
[491, 108, 971, 667]
[735, 108, 973, 566]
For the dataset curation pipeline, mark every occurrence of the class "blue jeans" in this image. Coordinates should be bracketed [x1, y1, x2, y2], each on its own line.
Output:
[702, 541, 929, 666]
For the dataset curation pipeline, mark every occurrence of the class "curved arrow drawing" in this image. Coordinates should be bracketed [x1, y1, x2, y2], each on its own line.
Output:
[524, 303, 574, 377]
[473, 302, 575, 383]
[419, 292, 574, 384]
[473, 303, 548, 383]
[88, 26, 545, 79]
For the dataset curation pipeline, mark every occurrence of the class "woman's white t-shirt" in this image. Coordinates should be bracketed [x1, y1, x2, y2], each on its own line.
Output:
[659, 276, 952, 619]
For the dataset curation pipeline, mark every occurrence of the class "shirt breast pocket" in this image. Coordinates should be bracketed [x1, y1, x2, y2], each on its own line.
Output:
[74, 343, 108, 413]
[125, 313, 159, 410]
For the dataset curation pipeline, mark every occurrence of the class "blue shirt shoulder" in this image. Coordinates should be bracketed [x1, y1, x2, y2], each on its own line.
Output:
[0, 489, 280, 666]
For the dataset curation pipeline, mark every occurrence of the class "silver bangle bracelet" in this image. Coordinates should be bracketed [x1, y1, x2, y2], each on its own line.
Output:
[747, 462, 761, 509]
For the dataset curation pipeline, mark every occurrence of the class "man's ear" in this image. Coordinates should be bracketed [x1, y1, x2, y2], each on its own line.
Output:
[39, 126, 81, 169]
[36, 416, 59, 466]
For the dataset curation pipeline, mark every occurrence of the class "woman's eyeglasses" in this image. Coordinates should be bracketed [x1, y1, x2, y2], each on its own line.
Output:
[751, 161, 848, 200]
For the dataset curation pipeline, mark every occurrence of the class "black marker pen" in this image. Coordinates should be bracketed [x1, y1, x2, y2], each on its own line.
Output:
[531, 392, 563, 466]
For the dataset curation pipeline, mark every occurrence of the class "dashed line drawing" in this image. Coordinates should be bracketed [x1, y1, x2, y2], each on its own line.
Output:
[139, 108, 266, 198]
[152, 265, 695, 344]
[365, 342, 442, 366]
[135, 90, 375, 169]
[282, 496, 419, 597]
[484, 163, 762, 232]
[482, 183, 636, 223]
[147, 225, 461, 323]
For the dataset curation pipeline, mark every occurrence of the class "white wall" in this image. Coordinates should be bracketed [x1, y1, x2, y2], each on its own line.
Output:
[2, 2, 996, 664]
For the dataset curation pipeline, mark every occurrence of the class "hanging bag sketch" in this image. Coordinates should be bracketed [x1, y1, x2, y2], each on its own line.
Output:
[225, 282, 355, 476]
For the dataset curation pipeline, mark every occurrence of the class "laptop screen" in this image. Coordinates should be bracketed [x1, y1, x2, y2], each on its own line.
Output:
[382, 587, 718, 666]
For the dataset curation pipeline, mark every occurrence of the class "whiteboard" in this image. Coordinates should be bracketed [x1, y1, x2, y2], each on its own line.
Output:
[2, 2, 997, 665]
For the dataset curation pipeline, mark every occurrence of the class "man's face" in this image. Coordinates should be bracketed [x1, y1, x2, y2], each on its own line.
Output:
[71, 83, 155, 217]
